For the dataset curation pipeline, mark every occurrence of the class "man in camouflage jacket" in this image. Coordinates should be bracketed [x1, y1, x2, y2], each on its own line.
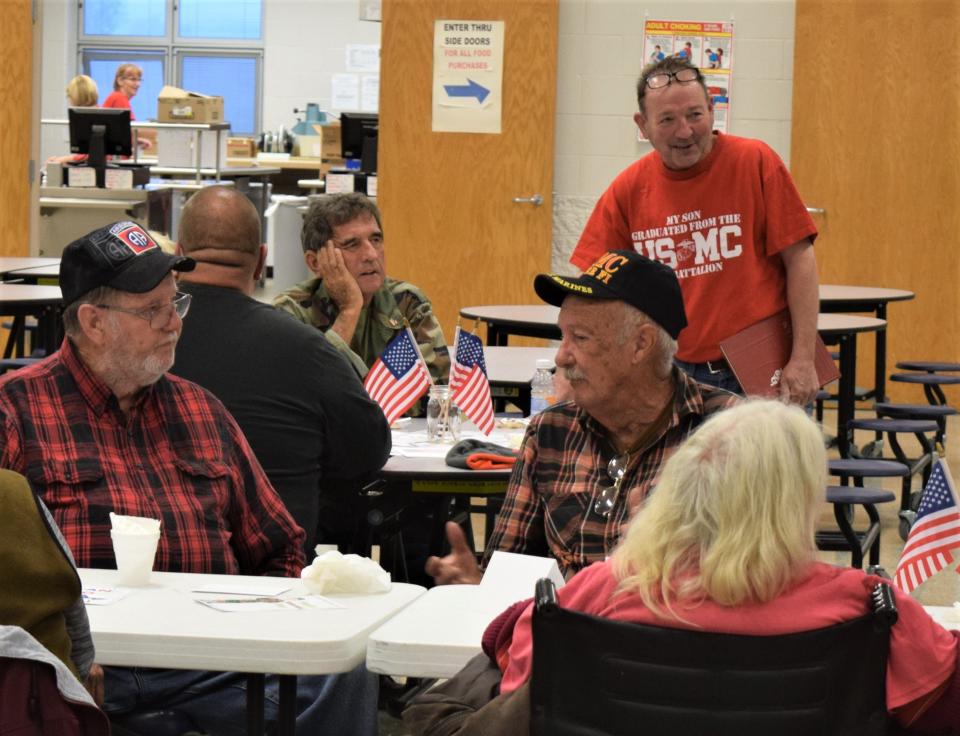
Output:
[273, 193, 449, 387]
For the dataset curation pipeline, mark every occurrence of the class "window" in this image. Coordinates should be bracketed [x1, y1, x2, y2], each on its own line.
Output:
[78, 0, 262, 135]
[180, 54, 259, 135]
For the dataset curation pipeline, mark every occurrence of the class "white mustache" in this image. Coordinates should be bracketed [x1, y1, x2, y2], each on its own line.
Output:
[563, 367, 585, 381]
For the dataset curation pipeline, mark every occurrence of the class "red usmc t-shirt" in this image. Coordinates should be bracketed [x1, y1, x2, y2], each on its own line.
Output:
[572, 133, 817, 363]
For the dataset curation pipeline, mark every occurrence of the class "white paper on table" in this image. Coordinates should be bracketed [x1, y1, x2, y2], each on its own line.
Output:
[191, 582, 291, 596]
[480, 551, 565, 604]
[196, 595, 343, 613]
[82, 586, 131, 606]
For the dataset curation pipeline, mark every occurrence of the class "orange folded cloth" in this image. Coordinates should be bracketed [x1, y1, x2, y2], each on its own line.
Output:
[445, 439, 519, 471]
[466, 453, 518, 471]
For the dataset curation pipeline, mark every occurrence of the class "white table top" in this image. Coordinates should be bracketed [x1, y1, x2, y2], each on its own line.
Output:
[367, 584, 508, 678]
[819, 284, 915, 303]
[485, 346, 558, 385]
[0, 283, 63, 304]
[367, 600, 959, 680]
[383, 419, 521, 481]
[0, 257, 61, 277]
[816, 313, 886, 335]
[81, 568, 425, 675]
[460, 304, 559, 328]
[4, 263, 61, 280]
[923, 605, 960, 630]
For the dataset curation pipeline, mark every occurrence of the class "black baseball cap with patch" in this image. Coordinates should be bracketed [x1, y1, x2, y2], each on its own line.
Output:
[534, 249, 687, 339]
[60, 221, 195, 306]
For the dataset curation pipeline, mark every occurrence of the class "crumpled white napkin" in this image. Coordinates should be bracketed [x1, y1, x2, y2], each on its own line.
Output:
[300, 548, 391, 595]
[109, 512, 161, 534]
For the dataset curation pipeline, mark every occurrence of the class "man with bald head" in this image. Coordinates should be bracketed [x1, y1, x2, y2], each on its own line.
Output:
[172, 186, 391, 556]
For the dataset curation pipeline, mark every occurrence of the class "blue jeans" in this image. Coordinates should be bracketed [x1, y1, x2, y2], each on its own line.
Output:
[674, 359, 744, 395]
[102, 663, 378, 736]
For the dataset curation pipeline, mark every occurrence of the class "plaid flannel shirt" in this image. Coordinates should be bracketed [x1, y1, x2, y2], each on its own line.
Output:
[483, 369, 737, 577]
[0, 339, 305, 577]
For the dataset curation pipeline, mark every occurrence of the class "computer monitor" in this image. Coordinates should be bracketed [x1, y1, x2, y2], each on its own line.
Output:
[340, 112, 378, 173]
[68, 106, 132, 169]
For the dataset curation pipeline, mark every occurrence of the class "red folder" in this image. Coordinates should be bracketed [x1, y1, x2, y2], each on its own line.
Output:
[719, 309, 839, 397]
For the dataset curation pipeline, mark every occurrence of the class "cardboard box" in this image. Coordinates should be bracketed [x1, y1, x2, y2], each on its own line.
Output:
[296, 123, 341, 159]
[157, 85, 224, 124]
[227, 137, 257, 158]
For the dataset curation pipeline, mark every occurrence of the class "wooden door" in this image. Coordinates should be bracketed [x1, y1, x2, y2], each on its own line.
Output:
[379, 0, 558, 343]
[0, 0, 33, 257]
[791, 0, 960, 399]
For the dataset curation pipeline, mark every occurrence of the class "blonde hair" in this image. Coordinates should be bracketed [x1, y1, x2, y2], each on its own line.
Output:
[66, 75, 98, 107]
[113, 63, 142, 91]
[611, 399, 826, 619]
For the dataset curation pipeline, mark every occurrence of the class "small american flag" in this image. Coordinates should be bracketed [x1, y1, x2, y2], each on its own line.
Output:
[450, 327, 495, 435]
[364, 327, 431, 425]
[894, 459, 960, 594]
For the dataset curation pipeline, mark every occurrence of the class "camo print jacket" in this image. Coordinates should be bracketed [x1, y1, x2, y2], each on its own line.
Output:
[273, 276, 450, 384]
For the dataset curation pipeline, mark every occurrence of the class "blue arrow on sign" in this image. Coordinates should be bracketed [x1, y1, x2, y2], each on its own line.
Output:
[443, 79, 490, 103]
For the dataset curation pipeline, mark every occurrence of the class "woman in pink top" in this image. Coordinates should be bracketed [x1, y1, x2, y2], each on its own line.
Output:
[102, 63, 152, 151]
[496, 400, 958, 732]
[102, 63, 140, 117]
[406, 401, 959, 734]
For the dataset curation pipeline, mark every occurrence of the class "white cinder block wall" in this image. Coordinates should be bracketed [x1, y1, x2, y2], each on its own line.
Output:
[38, 0, 796, 271]
[552, 0, 797, 274]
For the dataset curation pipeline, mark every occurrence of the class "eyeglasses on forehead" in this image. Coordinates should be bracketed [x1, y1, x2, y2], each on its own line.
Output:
[644, 67, 701, 90]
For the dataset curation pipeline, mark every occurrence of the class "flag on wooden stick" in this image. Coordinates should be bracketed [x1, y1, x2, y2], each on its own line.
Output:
[450, 326, 495, 435]
[364, 327, 431, 425]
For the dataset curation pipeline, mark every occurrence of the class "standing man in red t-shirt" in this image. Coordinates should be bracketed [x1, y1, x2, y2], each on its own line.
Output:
[571, 57, 819, 405]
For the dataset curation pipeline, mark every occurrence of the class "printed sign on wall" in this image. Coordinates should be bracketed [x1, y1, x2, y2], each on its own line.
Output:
[432, 20, 505, 134]
[643, 19, 735, 133]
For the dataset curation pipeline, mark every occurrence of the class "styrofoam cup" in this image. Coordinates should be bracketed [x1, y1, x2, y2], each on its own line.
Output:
[111, 529, 160, 586]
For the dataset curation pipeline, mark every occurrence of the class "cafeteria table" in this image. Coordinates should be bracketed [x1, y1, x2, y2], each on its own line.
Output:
[819, 284, 914, 402]
[81, 567, 424, 736]
[0, 283, 63, 357]
[818, 314, 886, 457]
[3, 262, 61, 283]
[460, 304, 560, 345]
[367, 420, 523, 585]
[0, 256, 60, 279]
[485, 345, 558, 413]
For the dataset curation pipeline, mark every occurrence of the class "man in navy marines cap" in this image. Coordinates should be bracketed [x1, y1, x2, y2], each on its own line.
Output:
[427, 249, 738, 586]
[0, 222, 377, 735]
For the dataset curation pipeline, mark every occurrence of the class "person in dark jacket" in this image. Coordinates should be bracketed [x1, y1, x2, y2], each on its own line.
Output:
[172, 185, 391, 553]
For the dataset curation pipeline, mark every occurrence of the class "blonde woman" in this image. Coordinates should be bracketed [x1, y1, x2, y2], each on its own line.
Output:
[66, 74, 98, 107]
[495, 400, 959, 732]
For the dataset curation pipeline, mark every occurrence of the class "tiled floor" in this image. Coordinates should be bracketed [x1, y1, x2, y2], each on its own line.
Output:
[377, 407, 960, 734]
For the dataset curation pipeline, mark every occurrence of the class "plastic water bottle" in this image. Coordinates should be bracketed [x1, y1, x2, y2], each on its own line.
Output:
[529, 359, 556, 417]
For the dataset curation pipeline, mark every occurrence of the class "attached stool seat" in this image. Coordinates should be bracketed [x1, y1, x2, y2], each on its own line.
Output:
[895, 360, 960, 373]
[875, 402, 957, 452]
[828, 458, 913, 541]
[889, 372, 960, 408]
[816, 485, 897, 568]
[846, 418, 936, 506]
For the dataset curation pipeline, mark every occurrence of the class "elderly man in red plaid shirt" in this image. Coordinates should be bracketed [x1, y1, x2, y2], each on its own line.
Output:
[427, 250, 738, 586]
[0, 222, 378, 735]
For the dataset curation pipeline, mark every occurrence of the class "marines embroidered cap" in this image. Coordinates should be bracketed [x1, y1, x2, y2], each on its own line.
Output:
[533, 249, 687, 339]
[61, 221, 195, 306]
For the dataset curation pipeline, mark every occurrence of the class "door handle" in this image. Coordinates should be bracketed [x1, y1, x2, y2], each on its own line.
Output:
[806, 206, 826, 216]
[512, 194, 544, 206]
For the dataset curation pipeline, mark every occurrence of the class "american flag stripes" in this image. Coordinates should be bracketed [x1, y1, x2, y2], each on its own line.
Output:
[363, 327, 431, 425]
[450, 327, 495, 435]
[894, 459, 960, 594]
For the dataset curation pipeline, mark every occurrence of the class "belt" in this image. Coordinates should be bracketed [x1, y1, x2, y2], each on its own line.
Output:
[701, 358, 730, 374]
